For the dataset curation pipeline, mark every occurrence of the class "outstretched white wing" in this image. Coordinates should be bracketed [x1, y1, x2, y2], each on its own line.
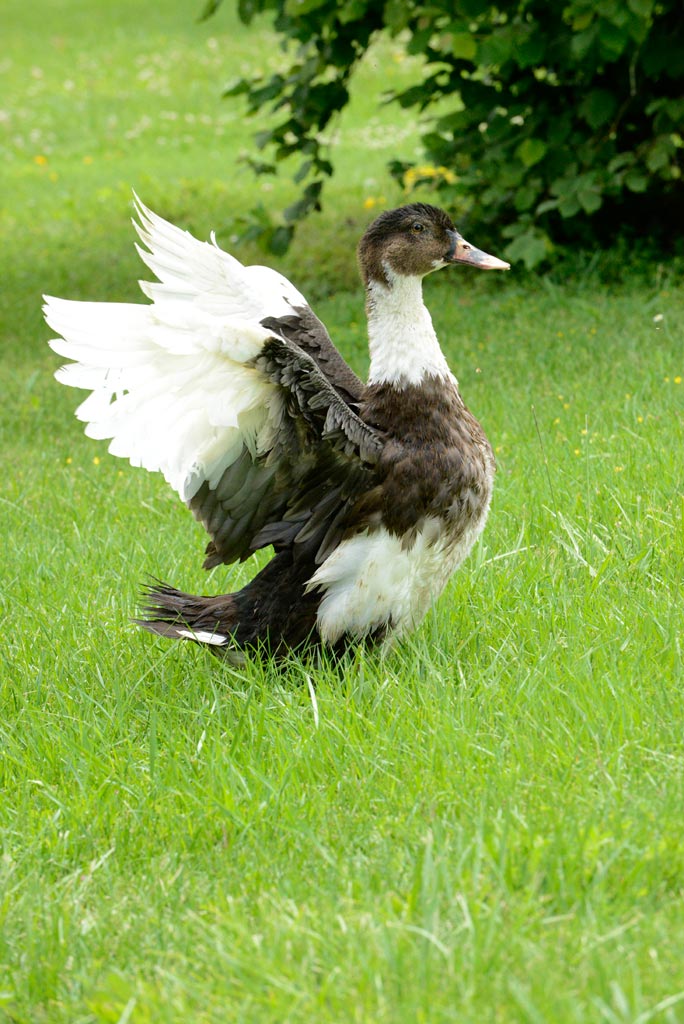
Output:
[44, 196, 307, 502]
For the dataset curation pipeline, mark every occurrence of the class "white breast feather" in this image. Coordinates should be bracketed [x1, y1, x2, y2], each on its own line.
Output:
[309, 512, 490, 644]
[44, 196, 308, 502]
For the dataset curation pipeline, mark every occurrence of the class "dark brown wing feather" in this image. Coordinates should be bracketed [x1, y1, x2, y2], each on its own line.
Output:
[260, 306, 364, 409]
[188, 327, 381, 570]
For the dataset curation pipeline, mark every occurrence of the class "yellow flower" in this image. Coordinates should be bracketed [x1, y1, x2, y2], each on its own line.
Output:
[363, 197, 376, 210]
[93, 456, 100, 465]
[83, 155, 93, 165]
[34, 154, 48, 166]
[65, 456, 72, 464]
[437, 166, 457, 184]
[675, 376, 682, 384]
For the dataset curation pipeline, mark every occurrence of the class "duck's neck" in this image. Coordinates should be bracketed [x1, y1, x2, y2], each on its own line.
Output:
[366, 271, 451, 388]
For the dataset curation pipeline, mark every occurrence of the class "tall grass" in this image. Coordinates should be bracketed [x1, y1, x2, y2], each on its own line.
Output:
[2, 2, 684, 1021]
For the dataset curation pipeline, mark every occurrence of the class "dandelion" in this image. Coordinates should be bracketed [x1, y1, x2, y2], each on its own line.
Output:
[93, 456, 100, 466]
[637, 416, 644, 423]
[615, 466, 624, 473]
[363, 197, 376, 210]
[65, 457, 72, 464]
[34, 154, 47, 165]
[83, 155, 93, 165]
[574, 448, 581, 455]
[675, 376, 682, 384]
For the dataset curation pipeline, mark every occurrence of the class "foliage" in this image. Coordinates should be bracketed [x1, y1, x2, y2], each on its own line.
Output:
[207, 0, 684, 266]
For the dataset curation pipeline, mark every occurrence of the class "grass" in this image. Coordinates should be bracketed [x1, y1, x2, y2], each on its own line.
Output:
[2, 1, 684, 1021]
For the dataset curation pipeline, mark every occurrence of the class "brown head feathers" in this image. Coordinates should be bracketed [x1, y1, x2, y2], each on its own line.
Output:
[357, 203, 458, 285]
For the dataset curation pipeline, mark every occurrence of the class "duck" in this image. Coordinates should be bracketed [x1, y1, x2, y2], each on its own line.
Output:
[44, 197, 509, 658]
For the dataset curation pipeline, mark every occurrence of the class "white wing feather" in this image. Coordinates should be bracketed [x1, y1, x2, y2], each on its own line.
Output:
[44, 195, 309, 502]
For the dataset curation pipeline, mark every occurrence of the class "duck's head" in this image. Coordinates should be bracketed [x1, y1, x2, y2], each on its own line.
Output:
[358, 203, 510, 288]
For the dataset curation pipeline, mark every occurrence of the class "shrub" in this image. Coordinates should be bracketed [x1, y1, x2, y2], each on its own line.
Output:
[206, 0, 684, 266]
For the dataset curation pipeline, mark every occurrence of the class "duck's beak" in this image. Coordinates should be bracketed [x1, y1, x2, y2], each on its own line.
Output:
[445, 230, 510, 271]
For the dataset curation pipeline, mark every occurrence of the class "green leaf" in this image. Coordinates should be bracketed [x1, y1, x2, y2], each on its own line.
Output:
[198, 0, 223, 22]
[571, 24, 598, 60]
[514, 182, 540, 212]
[558, 193, 581, 217]
[598, 20, 628, 59]
[451, 32, 477, 61]
[627, 0, 653, 17]
[270, 225, 295, 255]
[222, 77, 250, 98]
[384, 0, 411, 34]
[293, 159, 313, 183]
[646, 137, 673, 172]
[608, 152, 635, 173]
[580, 89, 617, 129]
[503, 230, 551, 269]
[577, 187, 602, 213]
[517, 31, 545, 69]
[284, 180, 323, 222]
[338, 0, 372, 23]
[625, 169, 648, 192]
[569, 10, 594, 32]
[254, 129, 274, 150]
[478, 28, 514, 66]
[516, 139, 547, 168]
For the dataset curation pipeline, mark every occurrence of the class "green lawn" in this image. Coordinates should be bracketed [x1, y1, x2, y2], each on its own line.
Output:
[2, 2, 684, 1022]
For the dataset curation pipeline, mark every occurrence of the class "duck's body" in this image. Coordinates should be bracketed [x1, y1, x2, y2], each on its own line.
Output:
[45, 198, 508, 657]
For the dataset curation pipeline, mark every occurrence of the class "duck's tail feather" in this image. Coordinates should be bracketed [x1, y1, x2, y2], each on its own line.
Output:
[135, 552, 323, 657]
[135, 579, 237, 651]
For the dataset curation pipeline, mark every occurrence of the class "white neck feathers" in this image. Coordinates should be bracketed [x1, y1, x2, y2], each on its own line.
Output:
[366, 271, 450, 387]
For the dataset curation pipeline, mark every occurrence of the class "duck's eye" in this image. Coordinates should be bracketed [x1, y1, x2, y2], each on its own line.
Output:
[410, 222, 425, 234]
